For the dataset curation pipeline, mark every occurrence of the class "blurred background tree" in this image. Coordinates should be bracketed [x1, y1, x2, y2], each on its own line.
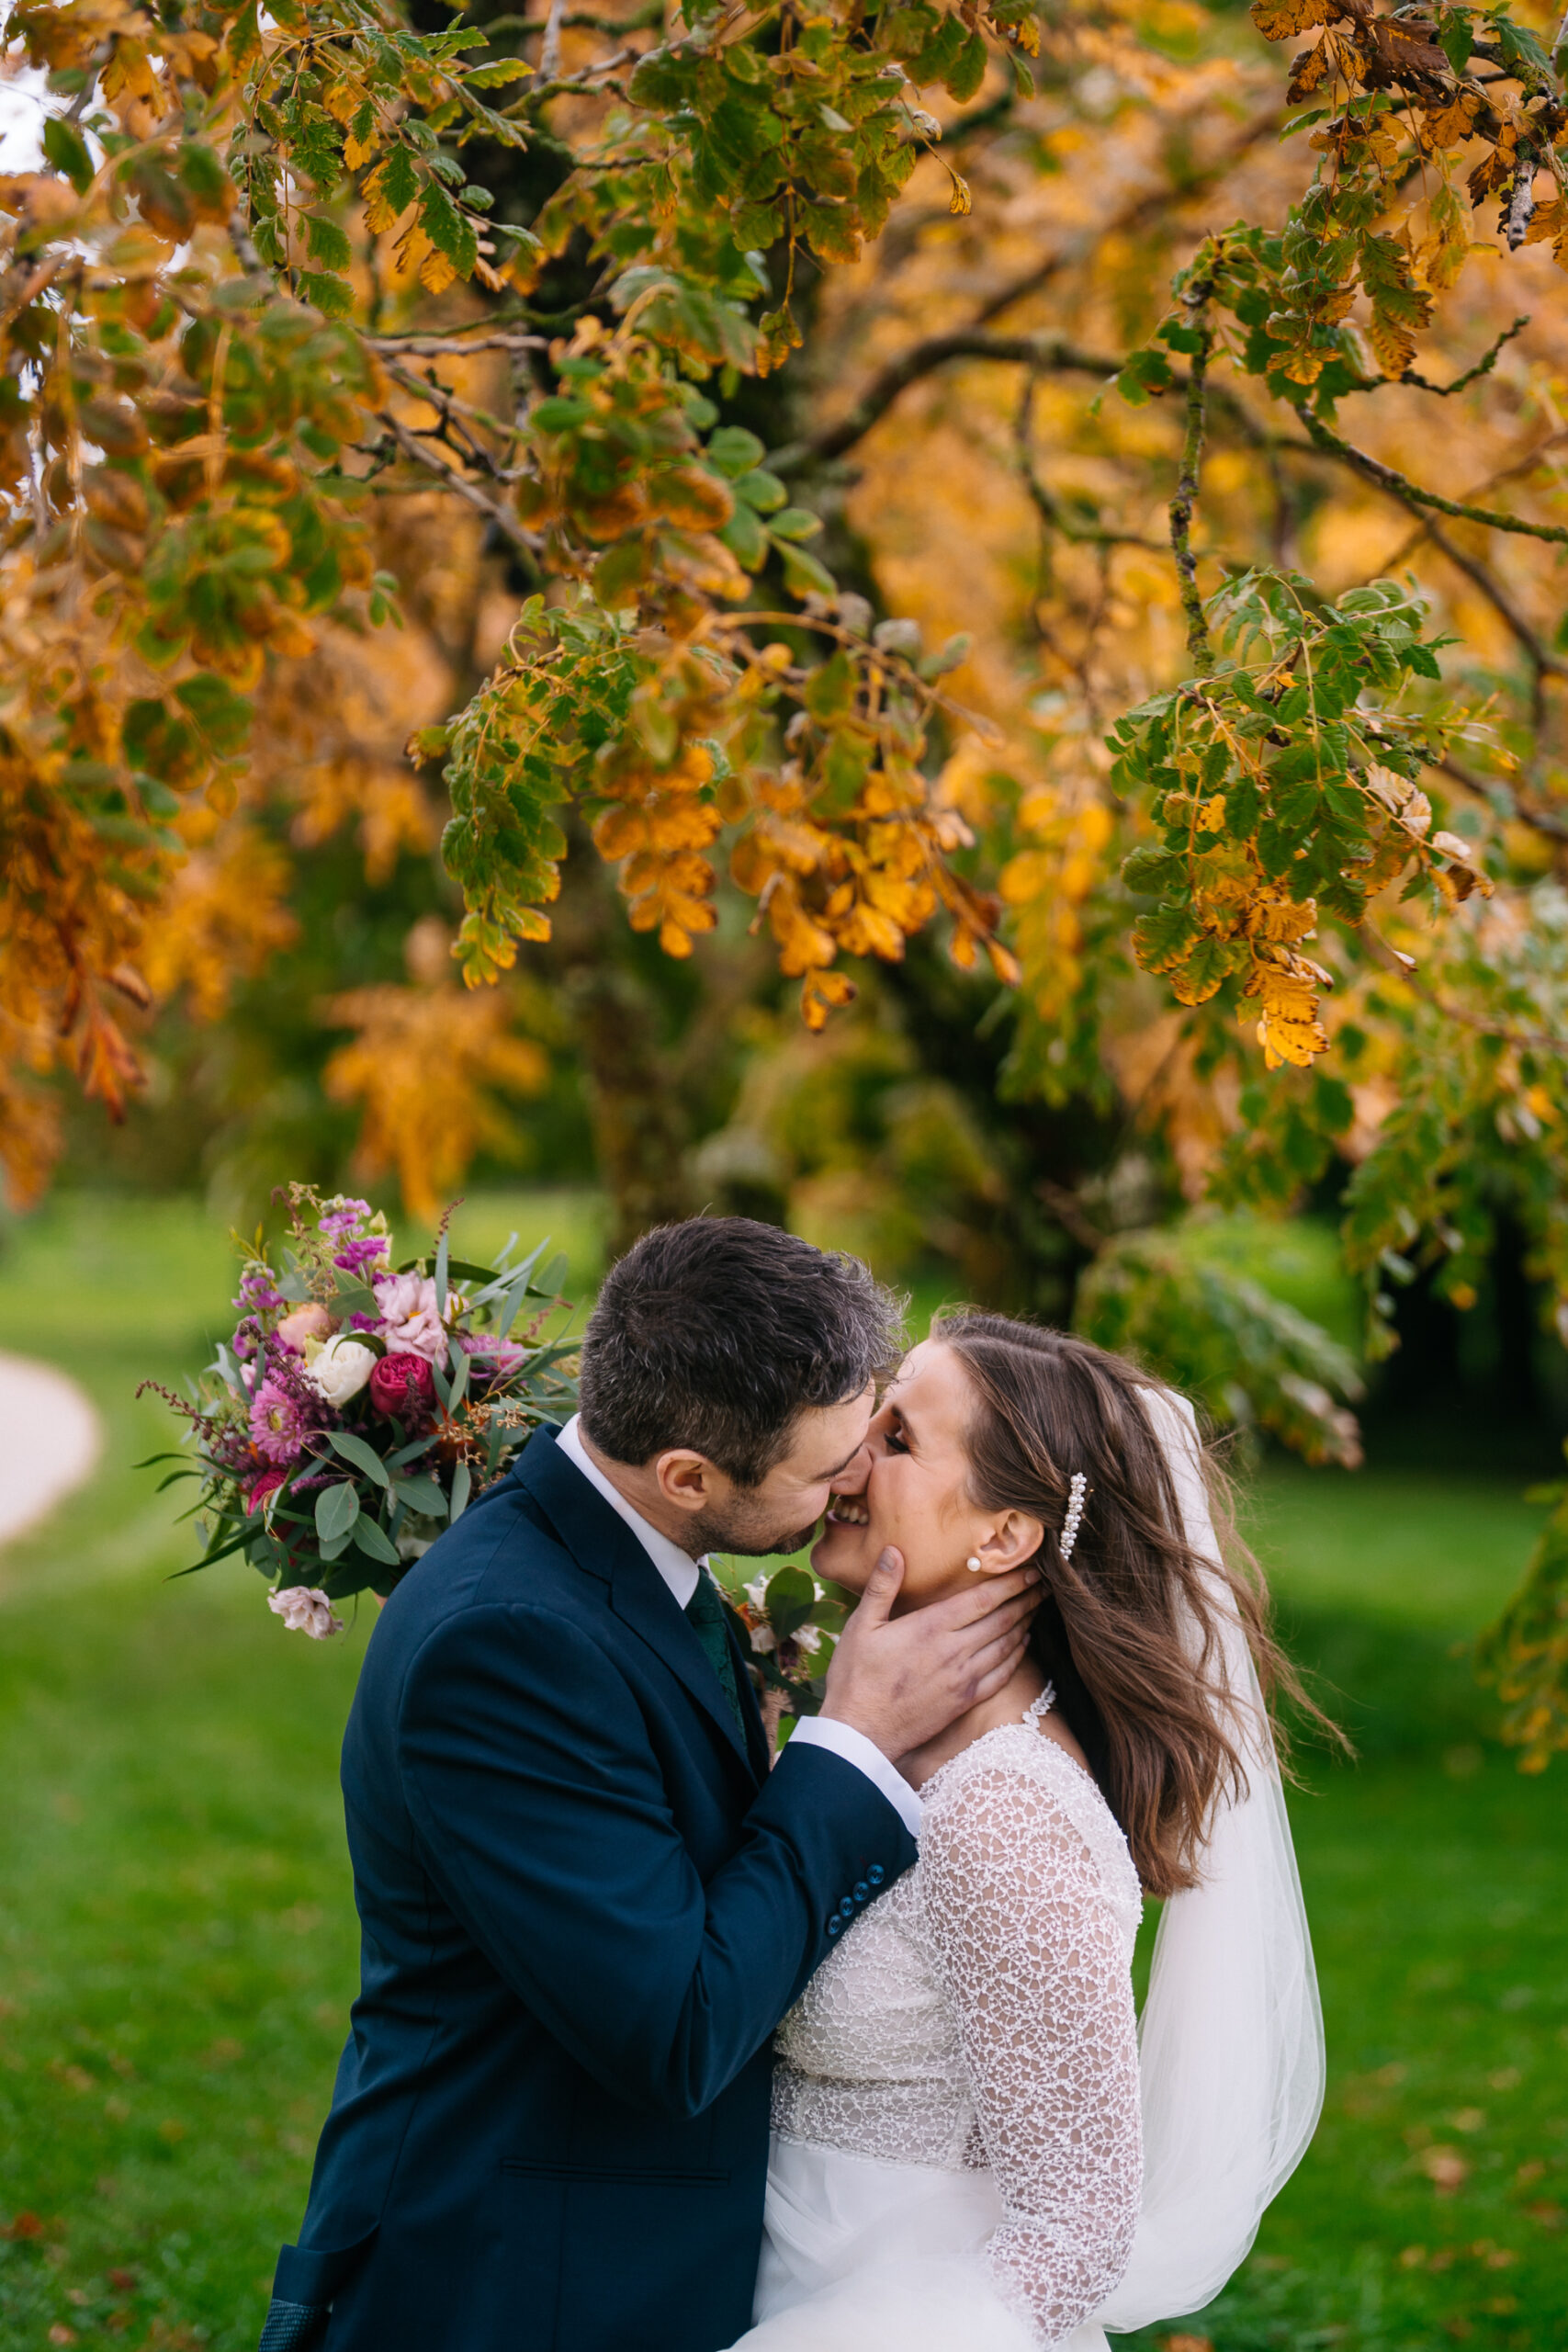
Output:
[6, 0, 1568, 1748]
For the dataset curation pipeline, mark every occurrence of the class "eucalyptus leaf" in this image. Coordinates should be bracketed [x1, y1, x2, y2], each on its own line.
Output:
[391, 1476, 448, 1520]
[326, 1429, 390, 1486]
[315, 1480, 361, 1541]
[352, 1513, 402, 1566]
[449, 1460, 472, 1521]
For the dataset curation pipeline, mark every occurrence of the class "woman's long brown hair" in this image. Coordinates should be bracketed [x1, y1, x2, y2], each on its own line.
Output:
[935, 1311, 1332, 1901]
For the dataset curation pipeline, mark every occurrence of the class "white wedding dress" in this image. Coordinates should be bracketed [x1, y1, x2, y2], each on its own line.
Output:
[727, 1389, 1325, 2352]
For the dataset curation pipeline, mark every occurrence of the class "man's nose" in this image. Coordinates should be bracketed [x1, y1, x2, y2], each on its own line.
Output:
[831, 1443, 872, 1495]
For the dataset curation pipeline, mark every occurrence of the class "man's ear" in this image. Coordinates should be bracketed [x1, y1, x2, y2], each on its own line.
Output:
[978, 1508, 1044, 1575]
[653, 1448, 717, 1518]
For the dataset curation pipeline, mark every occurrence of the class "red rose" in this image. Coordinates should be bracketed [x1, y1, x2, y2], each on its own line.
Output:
[369, 1351, 435, 1421]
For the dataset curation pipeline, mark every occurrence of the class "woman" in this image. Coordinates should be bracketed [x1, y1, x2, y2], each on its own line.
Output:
[729, 1315, 1325, 2352]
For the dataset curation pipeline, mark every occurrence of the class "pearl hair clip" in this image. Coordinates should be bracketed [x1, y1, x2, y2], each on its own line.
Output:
[966, 1469, 1089, 1572]
[1058, 1470, 1089, 1565]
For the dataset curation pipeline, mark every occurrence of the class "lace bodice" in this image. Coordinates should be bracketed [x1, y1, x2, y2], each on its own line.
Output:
[773, 1708, 1144, 2346]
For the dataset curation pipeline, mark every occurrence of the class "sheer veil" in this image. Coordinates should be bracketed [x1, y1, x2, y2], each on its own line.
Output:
[1093, 1387, 1325, 2334]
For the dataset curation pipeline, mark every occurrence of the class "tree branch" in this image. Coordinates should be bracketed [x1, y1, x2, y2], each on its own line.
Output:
[780, 105, 1283, 471]
[1301, 411, 1568, 549]
[374, 410, 543, 562]
[783, 333, 1125, 471]
[1436, 756, 1568, 847]
[1362, 927, 1568, 1056]
[1169, 303, 1214, 673]
[1403, 314, 1530, 396]
[1013, 370, 1167, 553]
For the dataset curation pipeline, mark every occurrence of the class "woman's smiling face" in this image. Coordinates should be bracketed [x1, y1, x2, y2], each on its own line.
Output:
[811, 1339, 1043, 1611]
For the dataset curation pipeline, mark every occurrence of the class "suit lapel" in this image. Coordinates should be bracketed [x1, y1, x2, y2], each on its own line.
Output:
[515, 1428, 762, 1783]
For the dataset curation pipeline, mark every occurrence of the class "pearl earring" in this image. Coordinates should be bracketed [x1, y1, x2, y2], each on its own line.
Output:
[965, 1555, 982, 1572]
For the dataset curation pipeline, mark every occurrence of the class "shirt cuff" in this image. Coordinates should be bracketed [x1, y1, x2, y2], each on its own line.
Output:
[789, 1717, 923, 1839]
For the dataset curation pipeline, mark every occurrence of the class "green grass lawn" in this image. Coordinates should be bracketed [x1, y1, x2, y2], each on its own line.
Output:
[1, 1195, 1564, 2352]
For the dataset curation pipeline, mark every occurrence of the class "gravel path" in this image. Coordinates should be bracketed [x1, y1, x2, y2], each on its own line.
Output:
[0, 1351, 102, 1548]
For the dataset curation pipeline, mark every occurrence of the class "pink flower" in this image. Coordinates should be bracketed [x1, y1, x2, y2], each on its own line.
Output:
[461, 1337, 526, 1387]
[246, 1469, 288, 1514]
[374, 1271, 449, 1367]
[250, 1375, 307, 1464]
[318, 1197, 373, 1238]
[276, 1302, 334, 1353]
[369, 1351, 435, 1421]
[267, 1586, 344, 1639]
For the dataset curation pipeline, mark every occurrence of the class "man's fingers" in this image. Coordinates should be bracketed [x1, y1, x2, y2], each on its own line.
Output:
[961, 1621, 1034, 1693]
[930, 1564, 1043, 1629]
[969, 1636, 1032, 1706]
[850, 1546, 905, 1630]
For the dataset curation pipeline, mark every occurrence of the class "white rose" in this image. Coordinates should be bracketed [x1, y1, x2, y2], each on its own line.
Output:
[268, 1586, 344, 1639]
[307, 1334, 377, 1406]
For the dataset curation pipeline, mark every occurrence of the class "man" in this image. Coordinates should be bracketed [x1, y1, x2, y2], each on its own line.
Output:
[259, 1218, 1040, 2352]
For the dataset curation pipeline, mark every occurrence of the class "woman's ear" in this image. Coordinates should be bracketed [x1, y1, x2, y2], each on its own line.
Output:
[977, 1508, 1044, 1575]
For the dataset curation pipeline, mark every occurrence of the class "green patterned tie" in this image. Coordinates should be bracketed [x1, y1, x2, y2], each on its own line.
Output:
[684, 1566, 748, 1742]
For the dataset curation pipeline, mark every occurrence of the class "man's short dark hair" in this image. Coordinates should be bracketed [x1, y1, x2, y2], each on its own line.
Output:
[577, 1218, 905, 1486]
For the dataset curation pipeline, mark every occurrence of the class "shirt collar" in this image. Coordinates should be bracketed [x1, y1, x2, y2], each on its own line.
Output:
[555, 1414, 704, 1610]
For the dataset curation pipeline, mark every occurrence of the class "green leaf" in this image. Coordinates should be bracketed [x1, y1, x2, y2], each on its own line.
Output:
[43, 116, 93, 196]
[706, 424, 766, 478]
[352, 1512, 403, 1566]
[315, 1480, 361, 1542]
[305, 212, 353, 270]
[765, 1566, 818, 1638]
[531, 396, 593, 433]
[419, 179, 478, 278]
[450, 1460, 472, 1521]
[768, 505, 823, 543]
[778, 538, 838, 599]
[462, 57, 533, 86]
[296, 270, 355, 319]
[946, 26, 987, 102]
[391, 1475, 448, 1519]
[325, 1429, 390, 1487]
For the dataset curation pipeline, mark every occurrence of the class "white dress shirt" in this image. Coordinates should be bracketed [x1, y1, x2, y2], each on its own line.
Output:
[555, 1415, 921, 1836]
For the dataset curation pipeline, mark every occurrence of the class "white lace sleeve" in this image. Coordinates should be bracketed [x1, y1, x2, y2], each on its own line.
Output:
[919, 1758, 1143, 2347]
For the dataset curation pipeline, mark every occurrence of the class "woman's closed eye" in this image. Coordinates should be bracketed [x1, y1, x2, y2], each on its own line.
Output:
[883, 1419, 909, 1455]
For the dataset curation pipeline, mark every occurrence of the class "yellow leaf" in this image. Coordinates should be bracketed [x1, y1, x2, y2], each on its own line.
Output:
[1250, 0, 1338, 40]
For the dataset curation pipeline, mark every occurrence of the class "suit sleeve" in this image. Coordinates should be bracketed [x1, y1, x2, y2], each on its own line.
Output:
[396, 1600, 916, 2120]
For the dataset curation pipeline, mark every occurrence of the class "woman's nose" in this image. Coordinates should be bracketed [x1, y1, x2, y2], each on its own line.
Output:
[833, 1442, 873, 1494]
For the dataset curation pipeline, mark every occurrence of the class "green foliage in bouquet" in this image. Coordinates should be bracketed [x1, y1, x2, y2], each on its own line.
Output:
[137, 1186, 577, 1629]
[710, 1555, 847, 1739]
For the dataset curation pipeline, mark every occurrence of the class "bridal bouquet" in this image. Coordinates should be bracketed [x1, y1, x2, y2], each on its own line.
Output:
[140, 1188, 578, 1636]
[711, 1559, 847, 1736]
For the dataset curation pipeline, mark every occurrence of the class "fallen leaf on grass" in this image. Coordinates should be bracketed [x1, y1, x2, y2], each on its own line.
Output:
[1417, 2145, 1470, 2193]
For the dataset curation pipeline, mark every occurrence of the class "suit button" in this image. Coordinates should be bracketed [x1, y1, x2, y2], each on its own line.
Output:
[867, 1864, 886, 1886]
[838, 1896, 856, 1920]
[826, 1916, 842, 1938]
[853, 1882, 870, 1903]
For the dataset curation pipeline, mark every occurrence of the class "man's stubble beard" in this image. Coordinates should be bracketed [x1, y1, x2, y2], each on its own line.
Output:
[687, 1499, 823, 1561]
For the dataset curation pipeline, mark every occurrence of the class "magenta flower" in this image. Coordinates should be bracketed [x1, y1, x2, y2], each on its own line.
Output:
[250, 1375, 308, 1464]
[333, 1235, 389, 1276]
[318, 1198, 373, 1238]
[369, 1351, 435, 1422]
[246, 1468, 288, 1514]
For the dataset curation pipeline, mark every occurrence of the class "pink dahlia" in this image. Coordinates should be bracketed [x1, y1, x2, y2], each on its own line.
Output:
[250, 1375, 308, 1465]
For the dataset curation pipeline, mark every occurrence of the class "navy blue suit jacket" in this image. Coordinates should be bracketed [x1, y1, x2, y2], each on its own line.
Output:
[264, 1424, 918, 2352]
